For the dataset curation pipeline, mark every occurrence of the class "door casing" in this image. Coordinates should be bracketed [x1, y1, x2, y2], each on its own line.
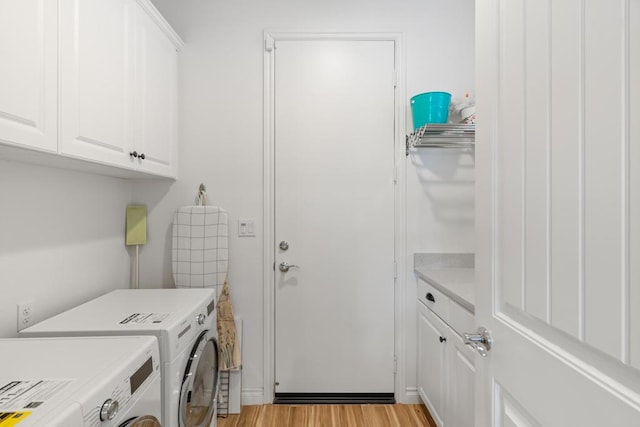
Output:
[262, 31, 407, 404]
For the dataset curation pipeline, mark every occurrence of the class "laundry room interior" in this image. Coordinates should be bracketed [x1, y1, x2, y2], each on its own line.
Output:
[1, 0, 638, 426]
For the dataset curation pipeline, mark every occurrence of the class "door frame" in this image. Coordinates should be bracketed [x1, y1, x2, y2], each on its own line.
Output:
[262, 31, 407, 404]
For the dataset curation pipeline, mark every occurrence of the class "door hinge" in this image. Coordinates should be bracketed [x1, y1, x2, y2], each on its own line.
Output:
[393, 355, 397, 374]
[394, 261, 397, 279]
[393, 70, 397, 89]
[265, 38, 275, 52]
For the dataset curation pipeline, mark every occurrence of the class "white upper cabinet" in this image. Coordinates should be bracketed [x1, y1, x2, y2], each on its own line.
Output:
[59, 0, 181, 177]
[59, 0, 135, 169]
[0, 0, 58, 152]
[0, 0, 181, 178]
[131, 4, 179, 176]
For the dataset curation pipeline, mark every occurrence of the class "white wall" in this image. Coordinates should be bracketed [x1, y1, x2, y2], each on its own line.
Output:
[141, 0, 475, 403]
[0, 160, 133, 337]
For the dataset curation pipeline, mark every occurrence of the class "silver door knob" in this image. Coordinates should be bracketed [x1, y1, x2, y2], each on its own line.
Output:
[279, 262, 298, 272]
[463, 327, 493, 357]
[279, 241, 289, 251]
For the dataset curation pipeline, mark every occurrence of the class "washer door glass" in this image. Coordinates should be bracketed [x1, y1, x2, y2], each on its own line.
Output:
[179, 330, 219, 427]
[117, 416, 161, 427]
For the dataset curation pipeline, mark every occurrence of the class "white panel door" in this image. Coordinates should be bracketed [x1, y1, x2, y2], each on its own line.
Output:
[475, 0, 640, 425]
[133, 5, 177, 177]
[59, 0, 134, 167]
[0, 0, 57, 152]
[274, 38, 396, 395]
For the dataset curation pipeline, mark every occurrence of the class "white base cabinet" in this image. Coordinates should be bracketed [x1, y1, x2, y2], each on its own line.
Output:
[418, 303, 448, 426]
[447, 326, 475, 427]
[417, 279, 475, 427]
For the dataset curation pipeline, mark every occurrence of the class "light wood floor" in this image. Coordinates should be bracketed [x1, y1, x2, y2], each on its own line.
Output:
[217, 404, 437, 427]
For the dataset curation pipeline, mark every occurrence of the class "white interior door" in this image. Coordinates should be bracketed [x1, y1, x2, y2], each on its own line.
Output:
[273, 38, 396, 397]
[475, 0, 640, 425]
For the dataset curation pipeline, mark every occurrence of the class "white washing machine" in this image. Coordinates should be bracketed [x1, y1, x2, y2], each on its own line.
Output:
[21, 289, 219, 427]
[0, 336, 161, 427]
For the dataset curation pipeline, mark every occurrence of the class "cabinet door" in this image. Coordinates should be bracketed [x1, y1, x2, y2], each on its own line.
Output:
[132, 6, 178, 177]
[59, 0, 135, 167]
[0, 0, 57, 152]
[448, 330, 475, 427]
[417, 302, 448, 427]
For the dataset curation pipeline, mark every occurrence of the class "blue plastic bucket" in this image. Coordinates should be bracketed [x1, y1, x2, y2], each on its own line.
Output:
[410, 91, 451, 129]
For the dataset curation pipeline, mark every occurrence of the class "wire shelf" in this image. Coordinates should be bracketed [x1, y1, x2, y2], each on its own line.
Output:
[406, 124, 475, 154]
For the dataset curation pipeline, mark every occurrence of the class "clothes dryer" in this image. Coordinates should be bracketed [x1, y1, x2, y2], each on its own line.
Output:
[0, 336, 161, 427]
[21, 289, 219, 427]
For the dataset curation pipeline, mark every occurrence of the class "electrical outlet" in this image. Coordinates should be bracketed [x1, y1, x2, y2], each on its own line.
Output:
[17, 300, 34, 332]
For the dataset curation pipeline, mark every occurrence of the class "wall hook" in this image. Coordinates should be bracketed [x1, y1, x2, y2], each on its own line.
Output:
[196, 183, 208, 206]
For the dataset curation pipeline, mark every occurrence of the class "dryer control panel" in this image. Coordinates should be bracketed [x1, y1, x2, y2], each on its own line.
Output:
[79, 343, 160, 427]
[172, 297, 216, 359]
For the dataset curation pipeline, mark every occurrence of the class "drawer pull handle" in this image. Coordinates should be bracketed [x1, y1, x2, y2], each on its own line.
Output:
[426, 292, 435, 302]
[439, 336, 446, 343]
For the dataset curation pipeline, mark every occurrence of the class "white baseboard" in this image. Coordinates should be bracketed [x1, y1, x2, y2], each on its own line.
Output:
[241, 388, 265, 406]
[403, 387, 422, 405]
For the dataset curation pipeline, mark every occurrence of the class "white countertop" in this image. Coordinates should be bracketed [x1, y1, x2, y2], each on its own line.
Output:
[415, 266, 475, 313]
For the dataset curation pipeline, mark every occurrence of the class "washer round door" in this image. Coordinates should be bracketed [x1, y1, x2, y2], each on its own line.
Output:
[179, 329, 219, 427]
[118, 416, 161, 427]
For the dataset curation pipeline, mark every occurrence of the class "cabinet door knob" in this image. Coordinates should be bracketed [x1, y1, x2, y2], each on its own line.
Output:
[439, 336, 446, 343]
[129, 151, 138, 158]
[139, 153, 145, 160]
[426, 292, 435, 302]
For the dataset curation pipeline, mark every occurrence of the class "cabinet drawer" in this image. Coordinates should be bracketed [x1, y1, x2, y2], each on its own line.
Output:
[448, 300, 474, 338]
[417, 279, 450, 323]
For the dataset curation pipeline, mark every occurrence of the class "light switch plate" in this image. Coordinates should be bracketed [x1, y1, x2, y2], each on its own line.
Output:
[238, 219, 256, 237]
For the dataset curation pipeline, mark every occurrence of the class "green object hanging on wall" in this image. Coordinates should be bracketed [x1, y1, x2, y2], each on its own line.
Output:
[126, 205, 147, 246]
